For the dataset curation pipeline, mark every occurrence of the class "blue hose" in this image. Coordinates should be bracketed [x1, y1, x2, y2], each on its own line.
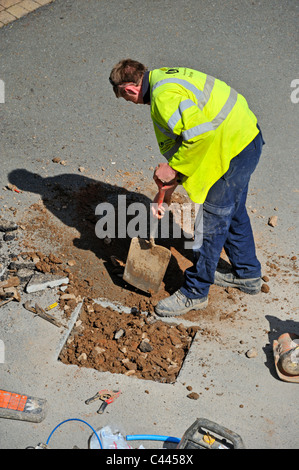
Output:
[126, 434, 180, 444]
[46, 418, 103, 449]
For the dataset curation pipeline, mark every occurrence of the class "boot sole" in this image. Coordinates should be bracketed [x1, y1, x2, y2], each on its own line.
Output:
[214, 279, 261, 295]
[155, 299, 209, 317]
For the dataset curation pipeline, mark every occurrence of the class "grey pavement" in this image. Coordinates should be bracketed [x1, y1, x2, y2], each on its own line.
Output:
[0, 0, 298, 450]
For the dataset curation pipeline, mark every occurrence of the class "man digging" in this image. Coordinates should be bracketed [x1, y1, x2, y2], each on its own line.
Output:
[109, 59, 265, 317]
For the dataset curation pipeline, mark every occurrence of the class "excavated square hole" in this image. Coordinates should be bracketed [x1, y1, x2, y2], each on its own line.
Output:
[58, 298, 199, 383]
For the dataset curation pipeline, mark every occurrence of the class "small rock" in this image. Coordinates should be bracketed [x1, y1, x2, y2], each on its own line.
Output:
[139, 340, 153, 353]
[262, 275, 269, 282]
[187, 392, 199, 400]
[246, 347, 258, 358]
[67, 260, 76, 266]
[9, 258, 35, 270]
[0, 219, 18, 232]
[3, 233, 16, 242]
[77, 353, 87, 362]
[114, 328, 125, 340]
[291, 256, 297, 261]
[78, 167, 85, 172]
[48, 254, 63, 264]
[60, 293, 76, 301]
[0, 263, 6, 280]
[52, 157, 61, 163]
[268, 216, 278, 227]
[261, 283, 270, 293]
[125, 370, 135, 376]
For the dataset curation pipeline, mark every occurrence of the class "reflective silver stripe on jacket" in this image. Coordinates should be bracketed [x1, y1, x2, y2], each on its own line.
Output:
[151, 78, 204, 102]
[152, 75, 238, 160]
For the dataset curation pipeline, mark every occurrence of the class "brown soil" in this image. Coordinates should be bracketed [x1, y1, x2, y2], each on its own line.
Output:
[59, 299, 199, 383]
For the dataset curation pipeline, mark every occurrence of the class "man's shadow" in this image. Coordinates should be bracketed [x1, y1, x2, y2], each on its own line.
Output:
[8, 169, 193, 296]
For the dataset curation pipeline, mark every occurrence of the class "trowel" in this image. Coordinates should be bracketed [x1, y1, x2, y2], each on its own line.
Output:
[123, 183, 171, 293]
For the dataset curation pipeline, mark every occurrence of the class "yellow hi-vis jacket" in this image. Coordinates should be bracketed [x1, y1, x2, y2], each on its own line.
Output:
[149, 67, 259, 204]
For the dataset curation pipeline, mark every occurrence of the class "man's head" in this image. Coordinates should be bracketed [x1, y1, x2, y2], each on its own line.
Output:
[109, 59, 147, 103]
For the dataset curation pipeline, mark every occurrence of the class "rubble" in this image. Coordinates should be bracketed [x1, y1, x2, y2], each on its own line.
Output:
[139, 339, 153, 353]
[0, 277, 20, 289]
[9, 258, 35, 271]
[0, 218, 18, 232]
[25, 273, 69, 293]
[261, 283, 270, 293]
[0, 263, 6, 280]
[23, 301, 65, 328]
[246, 348, 258, 358]
[268, 215, 278, 227]
[187, 392, 199, 400]
[3, 233, 17, 242]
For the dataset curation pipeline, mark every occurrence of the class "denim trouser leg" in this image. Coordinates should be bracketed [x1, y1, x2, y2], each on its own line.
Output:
[180, 130, 264, 299]
[223, 184, 261, 279]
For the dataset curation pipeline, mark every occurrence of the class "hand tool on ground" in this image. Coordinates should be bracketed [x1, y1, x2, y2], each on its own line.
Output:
[85, 389, 121, 414]
[273, 332, 299, 383]
[23, 301, 64, 328]
[123, 179, 172, 294]
[0, 389, 47, 423]
[177, 418, 245, 449]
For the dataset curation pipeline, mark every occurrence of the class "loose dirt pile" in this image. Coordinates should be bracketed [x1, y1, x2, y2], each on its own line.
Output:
[59, 300, 199, 383]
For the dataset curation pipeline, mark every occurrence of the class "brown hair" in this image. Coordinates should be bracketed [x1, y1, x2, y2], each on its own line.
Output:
[109, 59, 147, 97]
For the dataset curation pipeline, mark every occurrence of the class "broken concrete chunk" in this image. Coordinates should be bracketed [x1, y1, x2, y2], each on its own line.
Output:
[25, 273, 69, 293]
[268, 215, 278, 227]
[17, 268, 35, 283]
[77, 352, 87, 362]
[4, 233, 17, 242]
[9, 258, 35, 270]
[0, 219, 18, 232]
[60, 293, 76, 301]
[0, 286, 21, 302]
[0, 277, 20, 289]
[0, 263, 6, 280]
[114, 328, 125, 340]
[246, 347, 258, 358]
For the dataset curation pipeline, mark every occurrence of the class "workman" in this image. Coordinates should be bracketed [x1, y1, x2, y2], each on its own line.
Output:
[109, 59, 265, 317]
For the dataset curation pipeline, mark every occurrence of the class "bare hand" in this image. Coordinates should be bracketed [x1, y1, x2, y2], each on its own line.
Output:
[154, 163, 177, 184]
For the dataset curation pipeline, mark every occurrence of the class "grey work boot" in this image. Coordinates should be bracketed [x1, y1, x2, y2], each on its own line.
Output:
[155, 290, 208, 317]
[214, 269, 262, 294]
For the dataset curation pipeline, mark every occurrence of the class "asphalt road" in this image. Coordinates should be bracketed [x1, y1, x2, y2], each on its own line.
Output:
[0, 0, 298, 451]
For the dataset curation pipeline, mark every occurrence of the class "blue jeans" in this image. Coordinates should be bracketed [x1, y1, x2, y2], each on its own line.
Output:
[180, 127, 265, 299]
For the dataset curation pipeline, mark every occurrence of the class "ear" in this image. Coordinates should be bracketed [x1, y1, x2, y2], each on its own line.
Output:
[124, 84, 140, 96]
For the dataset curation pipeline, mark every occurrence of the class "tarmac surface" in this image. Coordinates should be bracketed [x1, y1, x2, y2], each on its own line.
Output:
[0, 0, 298, 451]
